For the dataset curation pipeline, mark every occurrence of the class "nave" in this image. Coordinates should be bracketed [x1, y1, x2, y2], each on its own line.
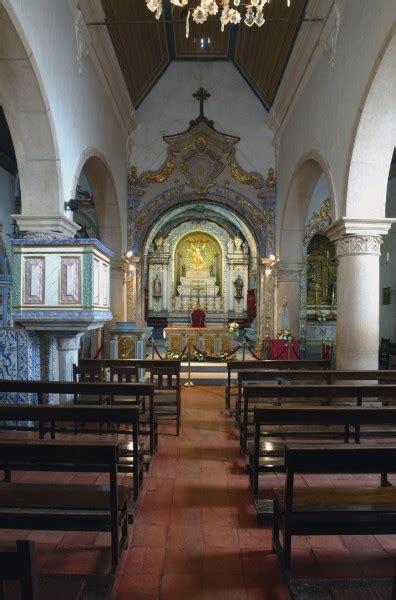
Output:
[2, 385, 396, 600]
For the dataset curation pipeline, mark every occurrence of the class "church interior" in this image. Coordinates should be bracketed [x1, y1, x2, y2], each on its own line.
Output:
[0, 0, 396, 598]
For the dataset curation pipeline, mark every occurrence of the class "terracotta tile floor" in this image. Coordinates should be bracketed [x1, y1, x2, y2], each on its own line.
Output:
[2, 386, 396, 599]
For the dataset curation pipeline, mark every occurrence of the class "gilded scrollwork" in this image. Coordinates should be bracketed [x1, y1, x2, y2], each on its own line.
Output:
[139, 150, 179, 186]
[225, 150, 264, 189]
[303, 198, 332, 246]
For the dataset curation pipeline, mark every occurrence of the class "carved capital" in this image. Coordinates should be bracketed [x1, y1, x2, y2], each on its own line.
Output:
[335, 235, 382, 257]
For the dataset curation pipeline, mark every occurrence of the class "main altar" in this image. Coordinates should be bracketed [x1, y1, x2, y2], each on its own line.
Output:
[164, 325, 233, 354]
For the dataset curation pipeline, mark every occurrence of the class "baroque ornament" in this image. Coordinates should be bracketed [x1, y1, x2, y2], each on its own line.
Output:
[145, 0, 292, 35]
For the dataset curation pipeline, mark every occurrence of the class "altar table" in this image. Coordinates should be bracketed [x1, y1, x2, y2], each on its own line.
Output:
[269, 339, 300, 360]
[164, 326, 233, 354]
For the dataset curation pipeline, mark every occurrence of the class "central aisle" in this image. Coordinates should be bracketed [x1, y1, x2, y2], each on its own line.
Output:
[113, 386, 290, 599]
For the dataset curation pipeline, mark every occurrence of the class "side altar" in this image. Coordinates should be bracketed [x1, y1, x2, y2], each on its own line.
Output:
[165, 326, 233, 354]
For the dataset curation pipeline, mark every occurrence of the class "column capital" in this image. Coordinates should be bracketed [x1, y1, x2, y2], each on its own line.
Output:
[334, 235, 382, 257]
[326, 218, 395, 241]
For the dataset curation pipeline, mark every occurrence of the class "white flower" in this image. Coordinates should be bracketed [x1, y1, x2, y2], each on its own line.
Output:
[192, 6, 209, 24]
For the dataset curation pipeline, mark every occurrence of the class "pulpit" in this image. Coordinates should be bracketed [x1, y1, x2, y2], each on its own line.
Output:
[269, 339, 300, 360]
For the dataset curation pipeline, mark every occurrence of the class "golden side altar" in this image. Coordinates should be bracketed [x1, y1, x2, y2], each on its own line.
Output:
[164, 326, 233, 354]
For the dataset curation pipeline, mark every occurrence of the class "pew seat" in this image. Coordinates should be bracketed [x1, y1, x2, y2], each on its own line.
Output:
[272, 444, 396, 571]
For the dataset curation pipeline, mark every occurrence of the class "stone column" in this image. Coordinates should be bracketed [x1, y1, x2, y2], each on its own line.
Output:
[327, 218, 395, 370]
[55, 333, 83, 403]
[333, 235, 383, 370]
[127, 256, 144, 326]
[277, 264, 303, 336]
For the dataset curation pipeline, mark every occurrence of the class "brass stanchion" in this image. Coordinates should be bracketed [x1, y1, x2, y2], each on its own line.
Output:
[184, 342, 195, 387]
[151, 336, 155, 360]
[287, 339, 291, 360]
[242, 340, 246, 361]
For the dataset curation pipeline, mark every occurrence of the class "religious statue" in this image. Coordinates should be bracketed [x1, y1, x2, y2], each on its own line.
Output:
[265, 167, 276, 188]
[234, 234, 243, 253]
[188, 242, 207, 271]
[278, 297, 290, 329]
[234, 274, 244, 299]
[152, 273, 162, 298]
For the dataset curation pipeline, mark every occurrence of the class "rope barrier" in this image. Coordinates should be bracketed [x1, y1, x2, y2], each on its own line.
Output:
[246, 344, 263, 361]
[94, 343, 104, 359]
[191, 344, 242, 360]
[153, 343, 188, 361]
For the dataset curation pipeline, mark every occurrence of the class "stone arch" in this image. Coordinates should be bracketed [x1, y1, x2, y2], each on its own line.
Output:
[280, 151, 336, 264]
[278, 152, 336, 336]
[0, 2, 62, 217]
[140, 198, 261, 260]
[344, 27, 396, 218]
[73, 149, 122, 255]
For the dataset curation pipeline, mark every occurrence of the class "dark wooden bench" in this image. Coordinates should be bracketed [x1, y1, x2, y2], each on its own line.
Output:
[0, 404, 144, 504]
[249, 406, 396, 517]
[0, 439, 128, 569]
[0, 380, 156, 459]
[241, 383, 396, 456]
[0, 540, 85, 599]
[272, 444, 396, 570]
[225, 359, 331, 414]
[80, 359, 182, 434]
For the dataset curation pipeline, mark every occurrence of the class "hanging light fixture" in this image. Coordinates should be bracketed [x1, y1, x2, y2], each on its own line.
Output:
[145, 0, 292, 37]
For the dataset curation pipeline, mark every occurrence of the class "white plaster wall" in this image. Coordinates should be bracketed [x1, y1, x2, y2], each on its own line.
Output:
[6, 0, 129, 248]
[0, 167, 16, 262]
[131, 61, 274, 176]
[275, 0, 396, 239]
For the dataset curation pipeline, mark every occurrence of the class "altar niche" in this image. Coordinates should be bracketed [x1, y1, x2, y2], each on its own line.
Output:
[174, 233, 222, 314]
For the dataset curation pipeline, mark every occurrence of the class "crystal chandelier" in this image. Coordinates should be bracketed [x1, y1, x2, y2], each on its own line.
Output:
[145, 1, 292, 36]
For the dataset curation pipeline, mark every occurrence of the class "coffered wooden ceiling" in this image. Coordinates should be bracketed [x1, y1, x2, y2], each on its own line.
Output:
[101, 0, 307, 109]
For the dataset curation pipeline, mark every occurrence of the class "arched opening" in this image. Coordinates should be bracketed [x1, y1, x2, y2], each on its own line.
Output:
[279, 157, 335, 339]
[379, 149, 396, 365]
[141, 201, 260, 336]
[0, 3, 61, 221]
[0, 106, 19, 328]
[345, 29, 396, 219]
[72, 154, 123, 356]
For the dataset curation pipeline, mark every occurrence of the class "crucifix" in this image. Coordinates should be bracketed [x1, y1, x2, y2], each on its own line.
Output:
[193, 87, 210, 118]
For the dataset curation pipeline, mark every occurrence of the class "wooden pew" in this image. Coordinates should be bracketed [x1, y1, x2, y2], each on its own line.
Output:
[0, 439, 128, 569]
[237, 369, 396, 430]
[0, 541, 84, 600]
[241, 383, 396, 456]
[0, 540, 39, 600]
[249, 406, 396, 518]
[0, 380, 156, 458]
[272, 444, 396, 570]
[225, 359, 331, 414]
[80, 359, 182, 433]
[0, 404, 144, 504]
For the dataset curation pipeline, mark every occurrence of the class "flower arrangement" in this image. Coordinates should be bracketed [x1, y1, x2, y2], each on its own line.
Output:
[316, 309, 327, 322]
[228, 321, 239, 334]
[165, 350, 184, 360]
[277, 329, 293, 341]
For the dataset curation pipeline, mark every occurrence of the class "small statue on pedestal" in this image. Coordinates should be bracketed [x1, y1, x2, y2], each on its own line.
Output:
[278, 297, 290, 329]
[152, 273, 162, 299]
[234, 274, 244, 300]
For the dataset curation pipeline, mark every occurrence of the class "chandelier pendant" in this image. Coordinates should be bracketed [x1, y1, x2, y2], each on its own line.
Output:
[145, 1, 292, 37]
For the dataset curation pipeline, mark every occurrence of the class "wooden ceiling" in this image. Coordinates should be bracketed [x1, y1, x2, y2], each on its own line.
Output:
[101, 0, 307, 109]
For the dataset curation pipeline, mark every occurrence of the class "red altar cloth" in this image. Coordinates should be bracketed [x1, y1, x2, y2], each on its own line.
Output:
[269, 339, 300, 360]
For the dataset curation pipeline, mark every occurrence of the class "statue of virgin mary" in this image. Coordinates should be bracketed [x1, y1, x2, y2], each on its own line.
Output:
[278, 297, 290, 329]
